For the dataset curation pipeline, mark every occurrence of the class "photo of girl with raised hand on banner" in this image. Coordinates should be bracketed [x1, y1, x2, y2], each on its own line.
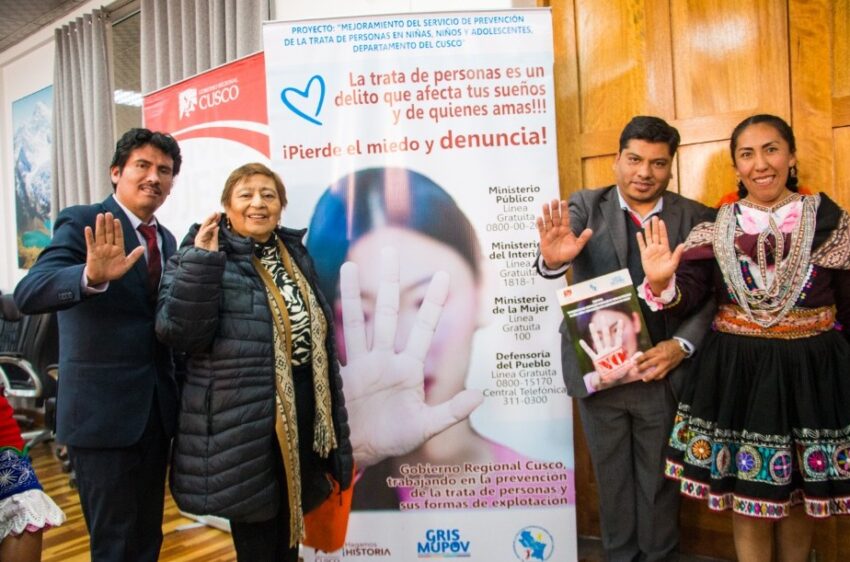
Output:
[307, 167, 572, 510]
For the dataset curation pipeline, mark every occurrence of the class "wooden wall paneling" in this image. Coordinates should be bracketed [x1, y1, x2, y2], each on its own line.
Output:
[672, 113, 760, 147]
[545, 0, 583, 198]
[676, 140, 736, 206]
[574, 0, 652, 135]
[572, 0, 680, 195]
[581, 154, 616, 189]
[668, 0, 790, 202]
[833, 1, 850, 208]
[572, 0, 678, 194]
[835, 127, 850, 206]
[835, 96, 850, 129]
[836, 0, 850, 101]
[789, 0, 835, 202]
[643, 0, 675, 120]
[579, 128, 622, 159]
[670, 0, 788, 120]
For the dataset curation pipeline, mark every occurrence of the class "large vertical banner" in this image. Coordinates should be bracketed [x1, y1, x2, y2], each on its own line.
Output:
[264, 10, 575, 561]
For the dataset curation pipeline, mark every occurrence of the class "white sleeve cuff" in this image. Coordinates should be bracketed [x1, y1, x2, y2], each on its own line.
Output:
[81, 267, 109, 294]
[537, 254, 569, 277]
[638, 275, 677, 311]
[672, 336, 695, 358]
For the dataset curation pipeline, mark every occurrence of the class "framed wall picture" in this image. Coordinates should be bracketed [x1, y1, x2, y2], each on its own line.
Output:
[12, 85, 53, 269]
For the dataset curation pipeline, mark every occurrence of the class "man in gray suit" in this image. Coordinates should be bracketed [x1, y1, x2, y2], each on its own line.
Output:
[535, 116, 715, 561]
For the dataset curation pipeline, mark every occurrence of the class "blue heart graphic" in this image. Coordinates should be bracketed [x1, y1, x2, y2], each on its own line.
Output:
[281, 75, 325, 126]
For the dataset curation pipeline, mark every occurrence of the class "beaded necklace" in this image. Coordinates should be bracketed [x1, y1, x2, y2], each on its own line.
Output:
[713, 193, 818, 327]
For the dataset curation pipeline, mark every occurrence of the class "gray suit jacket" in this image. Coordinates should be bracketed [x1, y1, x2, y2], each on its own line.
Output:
[537, 185, 716, 399]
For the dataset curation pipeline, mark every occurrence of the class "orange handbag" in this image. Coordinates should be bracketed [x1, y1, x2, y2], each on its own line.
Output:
[303, 468, 355, 553]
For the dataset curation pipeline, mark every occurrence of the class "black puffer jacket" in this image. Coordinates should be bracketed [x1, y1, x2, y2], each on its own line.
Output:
[156, 221, 353, 522]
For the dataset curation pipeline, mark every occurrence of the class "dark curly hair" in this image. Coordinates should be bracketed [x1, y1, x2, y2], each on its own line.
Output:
[618, 116, 680, 156]
[110, 128, 182, 189]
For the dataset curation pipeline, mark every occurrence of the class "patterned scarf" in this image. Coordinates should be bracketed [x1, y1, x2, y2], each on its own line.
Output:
[253, 236, 336, 546]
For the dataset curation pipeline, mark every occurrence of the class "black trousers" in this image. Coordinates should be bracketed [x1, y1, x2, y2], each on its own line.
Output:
[229, 440, 299, 562]
[230, 508, 299, 562]
[68, 400, 170, 562]
[230, 364, 323, 562]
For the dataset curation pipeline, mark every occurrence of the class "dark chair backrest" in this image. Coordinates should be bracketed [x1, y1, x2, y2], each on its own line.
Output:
[19, 313, 58, 376]
[0, 294, 22, 354]
[0, 293, 58, 398]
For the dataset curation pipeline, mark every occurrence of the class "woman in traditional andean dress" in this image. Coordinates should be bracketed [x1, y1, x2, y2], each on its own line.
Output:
[638, 114, 850, 562]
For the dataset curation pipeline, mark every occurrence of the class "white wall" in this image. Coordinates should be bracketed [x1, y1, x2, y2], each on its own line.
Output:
[0, 0, 103, 293]
[0, 0, 535, 292]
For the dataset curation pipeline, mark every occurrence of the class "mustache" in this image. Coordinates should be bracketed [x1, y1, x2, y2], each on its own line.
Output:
[140, 182, 162, 193]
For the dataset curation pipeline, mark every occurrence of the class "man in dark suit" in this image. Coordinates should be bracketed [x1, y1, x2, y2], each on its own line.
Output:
[535, 116, 715, 561]
[15, 128, 182, 562]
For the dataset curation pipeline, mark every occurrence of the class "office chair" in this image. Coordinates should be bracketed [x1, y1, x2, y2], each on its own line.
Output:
[0, 293, 58, 447]
[0, 293, 21, 357]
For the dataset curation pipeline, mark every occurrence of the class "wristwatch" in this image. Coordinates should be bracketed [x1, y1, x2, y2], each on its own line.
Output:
[673, 337, 693, 358]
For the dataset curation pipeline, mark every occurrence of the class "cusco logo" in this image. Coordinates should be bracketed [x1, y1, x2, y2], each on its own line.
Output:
[178, 88, 197, 118]
[178, 84, 240, 119]
[417, 528, 470, 558]
[513, 526, 553, 561]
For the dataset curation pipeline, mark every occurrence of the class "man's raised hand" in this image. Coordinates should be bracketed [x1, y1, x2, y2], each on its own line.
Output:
[636, 216, 683, 296]
[84, 213, 145, 285]
[536, 199, 592, 269]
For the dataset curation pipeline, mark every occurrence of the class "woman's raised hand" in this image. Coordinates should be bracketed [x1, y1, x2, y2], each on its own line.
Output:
[194, 212, 220, 252]
[338, 247, 483, 469]
[636, 216, 683, 296]
[536, 199, 592, 269]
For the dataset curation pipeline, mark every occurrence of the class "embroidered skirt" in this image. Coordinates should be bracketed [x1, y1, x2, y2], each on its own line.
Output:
[666, 329, 850, 518]
[0, 449, 65, 539]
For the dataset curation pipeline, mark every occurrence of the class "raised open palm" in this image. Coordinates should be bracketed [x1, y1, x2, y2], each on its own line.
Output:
[636, 216, 683, 295]
[339, 248, 483, 468]
[84, 212, 145, 285]
[536, 199, 592, 269]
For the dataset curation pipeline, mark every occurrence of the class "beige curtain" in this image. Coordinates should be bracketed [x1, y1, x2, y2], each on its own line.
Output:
[140, 0, 269, 94]
[52, 9, 115, 212]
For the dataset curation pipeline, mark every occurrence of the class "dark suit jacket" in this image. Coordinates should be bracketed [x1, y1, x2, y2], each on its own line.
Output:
[14, 195, 179, 448]
[537, 185, 716, 399]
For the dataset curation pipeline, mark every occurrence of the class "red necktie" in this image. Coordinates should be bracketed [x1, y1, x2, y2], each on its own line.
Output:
[137, 224, 162, 293]
[626, 210, 644, 228]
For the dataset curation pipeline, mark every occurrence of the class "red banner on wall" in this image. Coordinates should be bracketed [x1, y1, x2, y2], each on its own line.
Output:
[143, 51, 270, 242]
[144, 51, 269, 158]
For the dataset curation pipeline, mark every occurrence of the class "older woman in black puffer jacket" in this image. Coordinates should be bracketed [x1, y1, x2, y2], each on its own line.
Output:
[156, 162, 352, 562]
